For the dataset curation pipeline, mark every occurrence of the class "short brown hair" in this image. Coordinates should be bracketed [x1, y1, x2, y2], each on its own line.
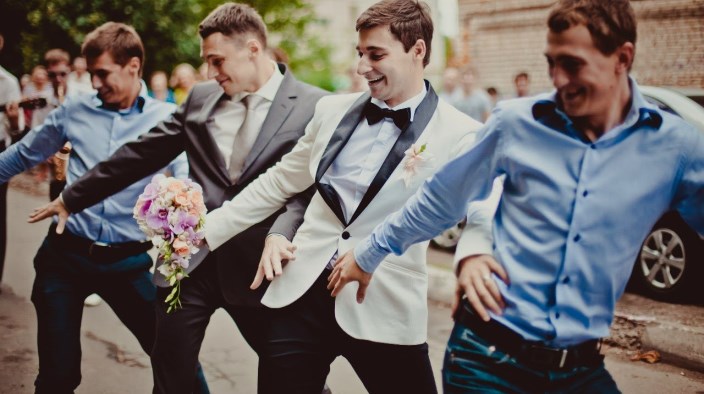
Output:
[81, 22, 145, 75]
[199, 3, 268, 48]
[514, 72, 529, 83]
[548, 0, 636, 56]
[356, 0, 434, 67]
[44, 49, 70, 67]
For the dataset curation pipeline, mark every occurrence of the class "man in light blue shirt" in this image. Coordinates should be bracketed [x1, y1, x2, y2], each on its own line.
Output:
[329, 0, 704, 392]
[0, 22, 206, 394]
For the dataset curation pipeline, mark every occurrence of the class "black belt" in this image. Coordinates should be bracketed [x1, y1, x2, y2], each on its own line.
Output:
[49, 225, 152, 262]
[454, 299, 602, 370]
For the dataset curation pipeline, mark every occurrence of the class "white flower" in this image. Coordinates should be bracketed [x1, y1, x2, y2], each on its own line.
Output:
[151, 235, 165, 248]
[401, 143, 434, 187]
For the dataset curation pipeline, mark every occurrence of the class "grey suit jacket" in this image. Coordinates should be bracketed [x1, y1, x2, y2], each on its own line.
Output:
[62, 64, 328, 306]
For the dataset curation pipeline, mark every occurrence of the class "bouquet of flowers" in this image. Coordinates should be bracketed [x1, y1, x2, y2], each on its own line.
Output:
[133, 174, 207, 313]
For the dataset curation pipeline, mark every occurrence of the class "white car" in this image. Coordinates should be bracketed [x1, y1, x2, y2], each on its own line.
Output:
[632, 86, 704, 301]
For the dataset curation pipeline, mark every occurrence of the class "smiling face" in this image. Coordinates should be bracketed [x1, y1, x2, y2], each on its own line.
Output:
[201, 32, 262, 96]
[545, 24, 632, 127]
[87, 51, 141, 109]
[356, 25, 425, 108]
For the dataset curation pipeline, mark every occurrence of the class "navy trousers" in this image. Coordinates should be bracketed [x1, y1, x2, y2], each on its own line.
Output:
[443, 321, 621, 393]
[31, 233, 208, 394]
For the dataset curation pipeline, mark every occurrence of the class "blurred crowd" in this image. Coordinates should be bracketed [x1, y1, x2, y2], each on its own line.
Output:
[439, 66, 533, 122]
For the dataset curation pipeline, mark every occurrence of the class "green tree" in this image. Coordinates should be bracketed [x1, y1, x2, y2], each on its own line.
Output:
[0, 0, 332, 90]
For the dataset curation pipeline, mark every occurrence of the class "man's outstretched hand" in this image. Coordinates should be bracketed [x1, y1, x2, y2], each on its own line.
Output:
[327, 250, 372, 304]
[28, 196, 70, 233]
[251, 234, 297, 290]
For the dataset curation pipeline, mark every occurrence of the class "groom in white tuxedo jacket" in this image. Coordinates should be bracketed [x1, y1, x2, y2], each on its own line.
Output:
[206, 1, 486, 392]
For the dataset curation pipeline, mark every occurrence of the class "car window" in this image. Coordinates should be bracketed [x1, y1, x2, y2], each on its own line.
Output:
[643, 96, 679, 116]
[687, 96, 704, 109]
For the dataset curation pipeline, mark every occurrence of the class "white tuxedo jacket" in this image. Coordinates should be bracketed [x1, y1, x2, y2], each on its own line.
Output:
[207, 85, 483, 345]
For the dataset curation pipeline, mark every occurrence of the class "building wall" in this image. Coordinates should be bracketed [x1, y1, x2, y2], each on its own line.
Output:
[456, 0, 704, 97]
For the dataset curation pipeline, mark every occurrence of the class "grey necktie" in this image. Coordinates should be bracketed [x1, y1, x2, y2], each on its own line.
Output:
[228, 94, 262, 181]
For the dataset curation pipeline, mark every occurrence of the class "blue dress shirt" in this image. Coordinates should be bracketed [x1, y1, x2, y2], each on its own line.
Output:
[0, 83, 189, 243]
[355, 80, 704, 346]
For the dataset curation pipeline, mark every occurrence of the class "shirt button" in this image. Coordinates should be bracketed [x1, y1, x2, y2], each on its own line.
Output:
[562, 276, 570, 284]
[582, 190, 589, 197]
[590, 144, 596, 149]
[342, 231, 350, 240]
[573, 234, 581, 242]
[555, 312, 561, 319]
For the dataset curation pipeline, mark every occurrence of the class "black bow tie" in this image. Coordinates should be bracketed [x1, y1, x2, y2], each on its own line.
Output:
[363, 102, 411, 130]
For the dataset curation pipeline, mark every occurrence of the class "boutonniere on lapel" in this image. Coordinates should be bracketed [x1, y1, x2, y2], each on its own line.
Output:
[402, 143, 434, 187]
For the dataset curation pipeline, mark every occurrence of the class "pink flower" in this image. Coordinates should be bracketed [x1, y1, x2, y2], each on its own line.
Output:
[172, 238, 190, 257]
[401, 143, 433, 187]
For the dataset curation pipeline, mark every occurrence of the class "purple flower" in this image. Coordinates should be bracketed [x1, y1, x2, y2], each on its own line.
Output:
[170, 209, 199, 235]
[146, 207, 169, 230]
[138, 198, 152, 218]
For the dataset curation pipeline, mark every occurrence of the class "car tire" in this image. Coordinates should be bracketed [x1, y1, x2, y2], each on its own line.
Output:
[632, 212, 703, 302]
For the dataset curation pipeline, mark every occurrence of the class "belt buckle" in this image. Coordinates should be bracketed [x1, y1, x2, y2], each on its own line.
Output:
[527, 344, 569, 369]
[89, 241, 110, 256]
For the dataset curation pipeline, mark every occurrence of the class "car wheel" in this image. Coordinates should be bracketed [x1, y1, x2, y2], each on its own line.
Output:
[431, 220, 465, 251]
[633, 213, 702, 302]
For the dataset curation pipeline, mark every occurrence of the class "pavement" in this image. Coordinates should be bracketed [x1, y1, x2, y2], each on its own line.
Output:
[425, 245, 704, 374]
[1, 177, 704, 393]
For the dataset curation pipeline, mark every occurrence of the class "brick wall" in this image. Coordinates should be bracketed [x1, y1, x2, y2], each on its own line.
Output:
[455, 0, 704, 97]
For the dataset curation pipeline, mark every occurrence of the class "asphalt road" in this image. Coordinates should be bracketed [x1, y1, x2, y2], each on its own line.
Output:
[1, 184, 703, 393]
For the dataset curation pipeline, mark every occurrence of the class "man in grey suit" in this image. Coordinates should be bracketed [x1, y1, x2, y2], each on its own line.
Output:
[30, 3, 327, 393]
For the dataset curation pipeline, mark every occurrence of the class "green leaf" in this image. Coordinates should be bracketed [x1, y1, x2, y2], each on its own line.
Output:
[165, 286, 178, 303]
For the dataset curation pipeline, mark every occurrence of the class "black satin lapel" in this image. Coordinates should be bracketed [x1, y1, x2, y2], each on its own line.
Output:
[314, 92, 371, 182]
[314, 92, 370, 225]
[316, 182, 347, 225]
[197, 91, 231, 185]
[348, 83, 439, 225]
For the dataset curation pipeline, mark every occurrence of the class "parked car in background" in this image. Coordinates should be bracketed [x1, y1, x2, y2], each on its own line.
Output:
[431, 86, 704, 302]
[631, 86, 704, 302]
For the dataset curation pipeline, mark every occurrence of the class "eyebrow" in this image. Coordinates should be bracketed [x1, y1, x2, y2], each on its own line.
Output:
[356, 45, 385, 52]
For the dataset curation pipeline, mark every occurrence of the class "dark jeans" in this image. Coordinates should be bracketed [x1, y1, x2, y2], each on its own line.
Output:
[31, 235, 208, 394]
[443, 321, 621, 393]
[0, 181, 7, 285]
[258, 270, 437, 394]
[152, 256, 271, 394]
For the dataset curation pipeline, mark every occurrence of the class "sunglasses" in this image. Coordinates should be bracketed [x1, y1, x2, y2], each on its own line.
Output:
[48, 71, 68, 78]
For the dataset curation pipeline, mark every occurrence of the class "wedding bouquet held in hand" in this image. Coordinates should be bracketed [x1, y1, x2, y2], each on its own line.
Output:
[133, 174, 207, 313]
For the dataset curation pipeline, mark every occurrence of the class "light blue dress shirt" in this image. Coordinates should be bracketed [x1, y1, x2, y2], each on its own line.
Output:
[355, 80, 704, 346]
[0, 83, 189, 243]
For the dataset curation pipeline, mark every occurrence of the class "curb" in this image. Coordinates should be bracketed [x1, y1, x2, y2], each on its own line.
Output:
[426, 261, 704, 373]
[641, 322, 704, 372]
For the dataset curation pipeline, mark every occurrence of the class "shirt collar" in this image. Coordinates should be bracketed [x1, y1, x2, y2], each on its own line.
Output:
[371, 81, 428, 122]
[532, 77, 662, 138]
[92, 80, 148, 113]
[231, 61, 284, 103]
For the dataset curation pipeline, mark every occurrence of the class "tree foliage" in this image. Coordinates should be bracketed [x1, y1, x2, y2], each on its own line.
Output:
[0, 0, 333, 90]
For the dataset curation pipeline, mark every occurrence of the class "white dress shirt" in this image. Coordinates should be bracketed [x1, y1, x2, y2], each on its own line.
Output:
[209, 62, 283, 168]
[0, 65, 24, 147]
[321, 86, 428, 222]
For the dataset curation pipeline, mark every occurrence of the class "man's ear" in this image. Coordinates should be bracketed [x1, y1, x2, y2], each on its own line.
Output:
[127, 56, 141, 75]
[412, 39, 426, 62]
[616, 42, 635, 73]
[246, 38, 262, 59]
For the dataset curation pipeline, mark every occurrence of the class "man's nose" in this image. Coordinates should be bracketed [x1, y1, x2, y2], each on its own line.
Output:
[357, 58, 371, 76]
